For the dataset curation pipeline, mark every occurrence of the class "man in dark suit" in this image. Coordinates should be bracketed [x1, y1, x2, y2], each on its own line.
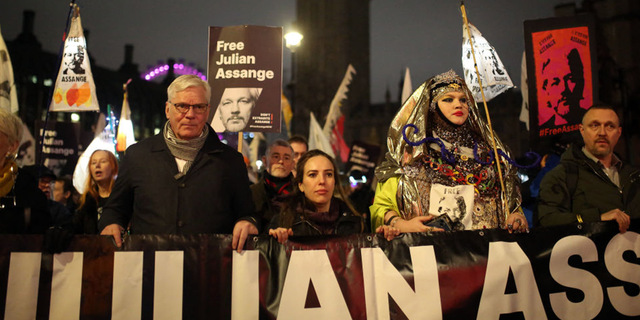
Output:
[99, 75, 259, 252]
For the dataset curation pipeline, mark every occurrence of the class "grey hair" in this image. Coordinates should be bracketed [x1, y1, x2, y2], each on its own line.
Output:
[266, 139, 293, 157]
[0, 108, 24, 147]
[167, 75, 212, 103]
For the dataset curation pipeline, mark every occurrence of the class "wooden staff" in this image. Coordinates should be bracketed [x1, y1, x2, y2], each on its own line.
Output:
[460, 2, 509, 220]
[38, 1, 78, 166]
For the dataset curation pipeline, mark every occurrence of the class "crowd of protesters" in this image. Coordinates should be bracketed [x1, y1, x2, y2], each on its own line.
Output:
[1, 73, 637, 254]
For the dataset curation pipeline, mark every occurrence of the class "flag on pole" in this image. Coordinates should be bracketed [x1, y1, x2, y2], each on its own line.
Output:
[50, 8, 99, 112]
[281, 93, 293, 137]
[309, 112, 335, 159]
[322, 64, 355, 162]
[0, 25, 18, 113]
[401, 68, 413, 104]
[73, 113, 116, 194]
[462, 23, 514, 102]
[116, 80, 136, 152]
[249, 132, 265, 172]
[331, 115, 350, 163]
[16, 123, 35, 167]
[519, 51, 530, 131]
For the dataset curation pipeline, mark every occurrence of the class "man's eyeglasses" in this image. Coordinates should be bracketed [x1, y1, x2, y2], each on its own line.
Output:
[169, 102, 209, 114]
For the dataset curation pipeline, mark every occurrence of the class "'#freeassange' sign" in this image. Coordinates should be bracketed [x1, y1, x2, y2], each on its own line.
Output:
[0, 221, 638, 319]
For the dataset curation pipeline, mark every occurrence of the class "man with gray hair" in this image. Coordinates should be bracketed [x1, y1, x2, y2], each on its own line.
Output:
[251, 139, 294, 232]
[100, 75, 259, 252]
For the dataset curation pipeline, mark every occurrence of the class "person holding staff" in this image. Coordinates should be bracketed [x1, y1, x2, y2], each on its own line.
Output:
[371, 70, 526, 234]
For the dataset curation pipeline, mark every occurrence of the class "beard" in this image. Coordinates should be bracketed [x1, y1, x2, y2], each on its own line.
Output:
[587, 139, 612, 158]
[270, 166, 290, 178]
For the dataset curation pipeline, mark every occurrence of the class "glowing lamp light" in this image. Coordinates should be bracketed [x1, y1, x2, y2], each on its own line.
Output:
[285, 32, 303, 52]
[70, 113, 80, 122]
[145, 75, 151, 80]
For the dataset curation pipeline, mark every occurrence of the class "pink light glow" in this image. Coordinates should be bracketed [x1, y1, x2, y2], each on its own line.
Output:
[145, 75, 151, 80]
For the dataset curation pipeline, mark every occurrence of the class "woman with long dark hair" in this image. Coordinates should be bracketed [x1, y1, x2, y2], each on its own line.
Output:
[269, 150, 399, 242]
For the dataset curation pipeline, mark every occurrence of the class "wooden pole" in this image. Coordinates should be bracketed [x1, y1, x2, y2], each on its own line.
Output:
[237, 131, 243, 154]
[460, 3, 509, 220]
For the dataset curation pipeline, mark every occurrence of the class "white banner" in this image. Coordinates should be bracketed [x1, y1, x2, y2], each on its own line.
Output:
[50, 12, 99, 112]
[0, 25, 18, 113]
[308, 112, 335, 159]
[462, 23, 514, 102]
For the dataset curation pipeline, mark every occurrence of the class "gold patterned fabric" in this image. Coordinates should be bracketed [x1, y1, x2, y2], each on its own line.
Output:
[0, 159, 18, 198]
[375, 70, 521, 229]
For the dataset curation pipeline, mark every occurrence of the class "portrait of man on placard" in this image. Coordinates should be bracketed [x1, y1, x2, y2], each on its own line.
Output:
[211, 87, 263, 132]
[538, 48, 587, 128]
[62, 44, 86, 75]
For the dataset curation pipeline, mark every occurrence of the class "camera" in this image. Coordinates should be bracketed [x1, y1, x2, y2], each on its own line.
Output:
[425, 214, 452, 231]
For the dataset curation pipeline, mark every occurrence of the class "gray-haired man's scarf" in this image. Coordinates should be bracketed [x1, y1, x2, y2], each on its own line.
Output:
[163, 121, 208, 179]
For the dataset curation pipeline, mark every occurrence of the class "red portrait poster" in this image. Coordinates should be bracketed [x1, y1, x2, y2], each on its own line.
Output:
[524, 15, 598, 151]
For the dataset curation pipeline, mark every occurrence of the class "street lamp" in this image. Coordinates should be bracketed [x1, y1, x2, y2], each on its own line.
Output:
[284, 31, 303, 134]
[284, 32, 303, 53]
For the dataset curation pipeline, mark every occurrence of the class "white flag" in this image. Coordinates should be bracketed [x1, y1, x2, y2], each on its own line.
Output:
[322, 64, 355, 138]
[16, 123, 35, 167]
[50, 10, 99, 112]
[0, 25, 18, 113]
[322, 64, 355, 162]
[401, 68, 412, 104]
[309, 112, 335, 159]
[462, 23, 514, 102]
[116, 81, 136, 152]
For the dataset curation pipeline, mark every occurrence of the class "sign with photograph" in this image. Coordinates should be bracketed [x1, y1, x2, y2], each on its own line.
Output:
[208, 25, 283, 133]
[524, 15, 598, 150]
[49, 11, 99, 112]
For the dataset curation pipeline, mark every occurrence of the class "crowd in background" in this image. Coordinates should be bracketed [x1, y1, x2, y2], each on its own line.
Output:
[1, 72, 637, 254]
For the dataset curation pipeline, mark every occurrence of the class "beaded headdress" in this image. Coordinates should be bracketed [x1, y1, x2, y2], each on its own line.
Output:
[428, 70, 466, 111]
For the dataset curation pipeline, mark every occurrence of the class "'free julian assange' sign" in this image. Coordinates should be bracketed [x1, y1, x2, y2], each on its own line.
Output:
[208, 25, 283, 134]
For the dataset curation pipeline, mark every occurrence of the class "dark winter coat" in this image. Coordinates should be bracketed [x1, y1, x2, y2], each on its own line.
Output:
[537, 145, 640, 226]
[99, 126, 258, 234]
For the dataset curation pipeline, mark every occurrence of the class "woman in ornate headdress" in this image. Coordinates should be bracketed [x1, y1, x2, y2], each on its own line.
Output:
[0, 108, 51, 234]
[371, 70, 527, 235]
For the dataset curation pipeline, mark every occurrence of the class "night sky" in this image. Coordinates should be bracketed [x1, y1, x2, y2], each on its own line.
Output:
[1, 0, 569, 103]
